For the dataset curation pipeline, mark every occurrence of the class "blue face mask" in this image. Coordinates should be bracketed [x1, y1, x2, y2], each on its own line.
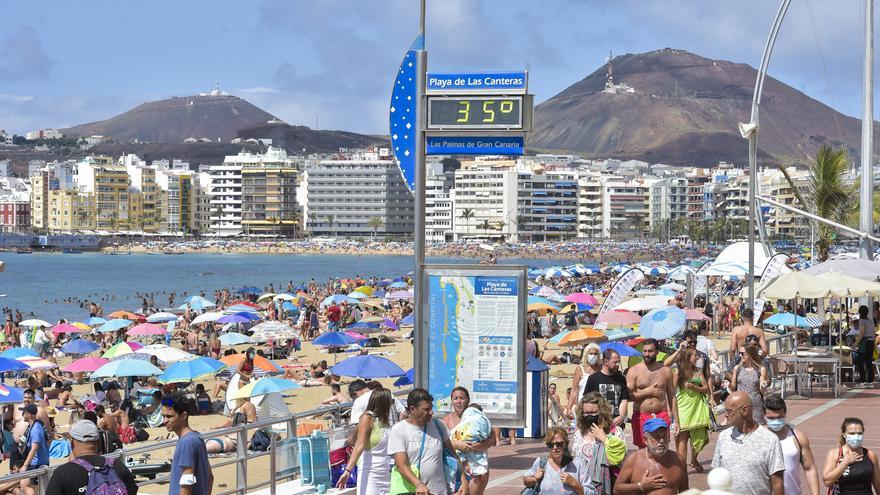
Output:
[846, 434, 864, 449]
[766, 418, 786, 432]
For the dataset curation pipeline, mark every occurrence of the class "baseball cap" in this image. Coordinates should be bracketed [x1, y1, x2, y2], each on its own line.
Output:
[642, 417, 669, 433]
[20, 404, 37, 415]
[69, 420, 100, 442]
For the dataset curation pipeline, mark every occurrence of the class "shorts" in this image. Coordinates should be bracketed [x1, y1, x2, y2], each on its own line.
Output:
[26, 463, 47, 486]
[632, 410, 670, 448]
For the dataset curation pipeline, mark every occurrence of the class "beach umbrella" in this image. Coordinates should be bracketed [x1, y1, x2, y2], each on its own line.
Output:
[528, 302, 559, 314]
[386, 291, 414, 301]
[394, 368, 415, 387]
[660, 283, 687, 292]
[216, 314, 254, 325]
[322, 294, 358, 306]
[226, 304, 260, 313]
[19, 319, 50, 328]
[98, 319, 132, 333]
[256, 293, 277, 303]
[63, 357, 109, 373]
[0, 385, 24, 404]
[313, 331, 357, 347]
[762, 313, 822, 328]
[158, 357, 227, 384]
[353, 286, 374, 296]
[273, 293, 297, 301]
[560, 327, 606, 346]
[345, 321, 381, 333]
[400, 314, 414, 326]
[146, 312, 178, 323]
[83, 317, 107, 326]
[344, 331, 368, 341]
[639, 306, 687, 340]
[643, 266, 669, 276]
[191, 312, 225, 325]
[532, 286, 560, 298]
[331, 355, 405, 378]
[281, 302, 299, 312]
[250, 322, 298, 343]
[92, 359, 163, 378]
[232, 377, 301, 399]
[226, 312, 261, 322]
[127, 323, 167, 337]
[219, 332, 251, 346]
[565, 293, 599, 306]
[684, 309, 710, 321]
[0, 357, 29, 373]
[71, 322, 92, 331]
[178, 300, 214, 311]
[381, 318, 399, 331]
[545, 267, 573, 278]
[597, 309, 642, 327]
[237, 286, 263, 295]
[615, 296, 670, 312]
[389, 281, 409, 289]
[0, 348, 37, 359]
[17, 356, 56, 369]
[183, 295, 215, 307]
[560, 303, 593, 313]
[548, 330, 572, 344]
[599, 341, 642, 357]
[230, 300, 262, 309]
[220, 354, 282, 373]
[108, 311, 141, 320]
[61, 340, 99, 355]
[102, 341, 143, 359]
[604, 327, 639, 341]
[141, 344, 196, 364]
[347, 292, 369, 300]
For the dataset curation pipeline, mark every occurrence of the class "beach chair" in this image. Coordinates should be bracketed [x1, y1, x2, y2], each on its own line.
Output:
[767, 357, 797, 398]
[132, 406, 165, 428]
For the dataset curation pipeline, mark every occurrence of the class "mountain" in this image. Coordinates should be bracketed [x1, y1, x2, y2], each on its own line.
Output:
[62, 94, 278, 143]
[531, 48, 879, 166]
[236, 121, 386, 153]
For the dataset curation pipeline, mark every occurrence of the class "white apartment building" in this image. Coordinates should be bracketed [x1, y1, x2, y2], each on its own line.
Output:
[602, 178, 653, 240]
[517, 167, 579, 242]
[577, 172, 605, 239]
[425, 163, 454, 243]
[649, 177, 688, 232]
[452, 159, 518, 241]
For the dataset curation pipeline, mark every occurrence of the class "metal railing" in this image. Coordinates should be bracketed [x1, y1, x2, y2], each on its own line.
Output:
[718, 331, 795, 371]
[21, 399, 366, 495]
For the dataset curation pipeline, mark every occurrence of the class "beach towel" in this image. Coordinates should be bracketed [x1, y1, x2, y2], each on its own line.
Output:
[452, 407, 490, 475]
[49, 439, 71, 459]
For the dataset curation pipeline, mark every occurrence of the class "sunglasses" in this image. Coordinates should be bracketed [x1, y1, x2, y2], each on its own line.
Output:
[547, 441, 566, 449]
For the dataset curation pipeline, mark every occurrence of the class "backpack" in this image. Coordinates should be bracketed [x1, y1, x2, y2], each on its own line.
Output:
[71, 456, 128, 495]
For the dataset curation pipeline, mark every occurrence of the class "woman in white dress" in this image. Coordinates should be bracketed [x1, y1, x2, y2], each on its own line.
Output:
[568, 343, 602, 417]
[336, 387, 393, 495]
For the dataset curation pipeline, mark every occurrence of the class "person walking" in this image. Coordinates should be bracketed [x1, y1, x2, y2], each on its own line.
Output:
[388, 388, 467, 495]
[712, 391, 784, 495]
[523, 427, 587, 495]
[614, 418, 689, 494]
[763, 395, 820, 495]
[162, 393, 214, 495]
[337, 387, 394, 495]
[44, 420, 138, 495]
[822, 417, 880, 495]
[731, 345, 768, 424]
[570, 343, 603, 416]
[672, 346, 711, 473]
[569, 393, 626, 494]
[585, 349, 629, 430]
[18, 404, 50, 495]
[625, 339, 679, 447]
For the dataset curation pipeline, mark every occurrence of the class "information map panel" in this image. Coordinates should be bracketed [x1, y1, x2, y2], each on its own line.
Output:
[421, 264, 527, 427]
[427, 96, 523, 129]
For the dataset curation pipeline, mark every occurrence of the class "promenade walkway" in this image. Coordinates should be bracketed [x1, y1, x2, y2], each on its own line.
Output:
[485, 387, 880, 494]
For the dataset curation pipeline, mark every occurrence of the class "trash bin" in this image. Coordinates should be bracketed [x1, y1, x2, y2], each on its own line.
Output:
[513, 354, 549, 439]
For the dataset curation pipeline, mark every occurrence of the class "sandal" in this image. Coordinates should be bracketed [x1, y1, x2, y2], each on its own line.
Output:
[690, 462, 705, 473]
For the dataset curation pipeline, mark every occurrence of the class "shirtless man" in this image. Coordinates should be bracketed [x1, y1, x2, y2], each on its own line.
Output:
[729, 308, 768, 364]
[614, 418, 688, 495]
[96, 404, 118, 433]
[626, 338, 679, 448]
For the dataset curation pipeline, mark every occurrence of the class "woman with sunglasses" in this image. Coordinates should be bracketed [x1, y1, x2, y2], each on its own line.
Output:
[523, 427, 587, 495]
[730, 345, 767, 424]
[823, 417, 880, 495]
[336, 387, 393, 495]
[568, 392, 624, 494]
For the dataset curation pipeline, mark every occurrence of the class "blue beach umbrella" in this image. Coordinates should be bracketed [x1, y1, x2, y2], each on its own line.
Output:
[232, 377, 301, 399]
[400, 314, 414, 326]
[83, 317, 107, 326]
[158, 357, 227, 384]
[599, 341, 642, 357]
[219, 332, 251, 346]
[389, 281, 409, 289]
[321, 294, 358, 306]
[61, 340, 100, 355]
[0, 348, 38, 359]
[281, 302, 299, 312]
[639, 306, 687, 340]
[394, 368, 415, 387]
[313, 332, 357, 347]
[604, 327, 639, 341]
[98, 319, 132, 333]
[331, 355, 405, 378]
[527, 354, 549, 372]
[381, 318, 399, 331]
[226, 304, 260, 313]
[762, 313, 822, 328]
[216, 314, 254, 325]
[0, 385, 24, 404]
[92, 359, 163, 378]
[548, 330, 573, 344]
[237, 286, 263, 295]
[346, 321, 380, 333]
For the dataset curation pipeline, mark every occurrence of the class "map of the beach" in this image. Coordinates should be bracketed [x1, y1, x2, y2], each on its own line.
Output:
[427, 274, 520, 415]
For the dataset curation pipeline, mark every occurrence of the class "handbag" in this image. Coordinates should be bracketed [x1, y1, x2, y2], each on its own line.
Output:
[521, 457, 547, 495]
[389, 424, 428, 495]
[250, 429, 272, 452]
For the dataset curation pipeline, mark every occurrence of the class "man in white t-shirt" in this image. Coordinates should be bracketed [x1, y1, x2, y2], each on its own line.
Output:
[349, 381, 405, 425]
[388, 388, 467, 495]
[32, 326, 47, 356]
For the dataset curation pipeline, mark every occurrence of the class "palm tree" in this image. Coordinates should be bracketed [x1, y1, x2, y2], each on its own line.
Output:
[211, 204, 224, 236]
[367, 216, 384, 241]
[267, 216, 280, 237]
[478, 219, 492, 235]
[326, 214, 336, 237]
[778, 145, 855, 261]
[459, 208, 475, 237]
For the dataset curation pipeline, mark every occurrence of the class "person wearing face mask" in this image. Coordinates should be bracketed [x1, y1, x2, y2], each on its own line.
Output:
[569, 393, 626, 494]
[570, 343, 604, 417]
[613, 418, 688, 494]
[585, 349, 630, 429]
[823, 417, 880, 495]
[763, 395, 820, 495]
[712, 391, 785, 495]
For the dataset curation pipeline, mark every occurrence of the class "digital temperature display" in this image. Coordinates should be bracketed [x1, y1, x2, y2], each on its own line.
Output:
[427, 96, 523, 129]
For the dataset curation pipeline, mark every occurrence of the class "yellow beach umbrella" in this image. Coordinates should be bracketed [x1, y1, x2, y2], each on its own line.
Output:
[353, 286, 374, 296]
[528, 303, 558, 314]
[71, 322, 91, 331]
[559, 326, 606, 346]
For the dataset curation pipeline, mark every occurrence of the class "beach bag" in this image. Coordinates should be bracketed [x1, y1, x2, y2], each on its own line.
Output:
[249, 429, 271, 451]
[117, 426, 135, 445]
[134, 426, 149, 443]
[521, 457, 547, 495]
[71, 456, 128, 495]
[389, 424, 428, 495]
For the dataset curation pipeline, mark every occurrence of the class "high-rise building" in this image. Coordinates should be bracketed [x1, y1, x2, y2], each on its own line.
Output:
[602, 178, 653, 240]
[649, 177, 688, 234]
[241, 167, 300, 237]
[516, 166, 579, 242]
[156, 170, 197, 234]
[452, 159, 517, 241]
[577, 172, 605, 240]
[77, 157, 130, 231]
[425, 162, 455, 243]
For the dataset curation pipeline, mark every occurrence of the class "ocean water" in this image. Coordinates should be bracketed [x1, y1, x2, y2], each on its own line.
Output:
[0, 252, 557, 323]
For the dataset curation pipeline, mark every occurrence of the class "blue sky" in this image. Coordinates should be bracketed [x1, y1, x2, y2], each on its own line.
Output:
[0, 0, 874, 136]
